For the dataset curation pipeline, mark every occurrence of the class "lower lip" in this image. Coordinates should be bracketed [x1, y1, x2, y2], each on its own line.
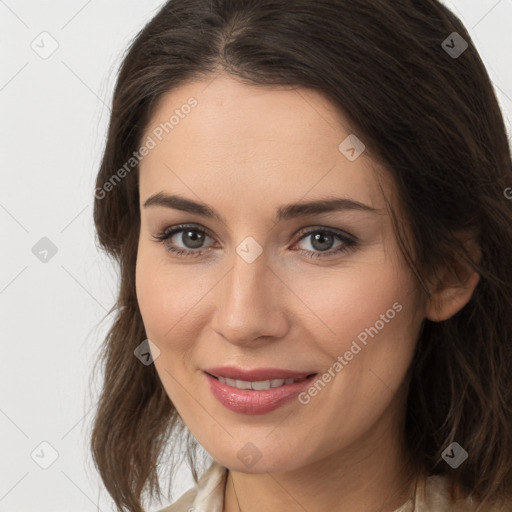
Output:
[204, 372, 318, 415]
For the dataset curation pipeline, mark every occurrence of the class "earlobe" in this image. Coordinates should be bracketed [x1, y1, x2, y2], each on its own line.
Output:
[425, 270, 480, 322]
[425, 235, 481, 322]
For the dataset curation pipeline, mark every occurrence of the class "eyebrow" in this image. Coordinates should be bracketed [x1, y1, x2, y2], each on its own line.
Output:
[142, 192, 380, 224]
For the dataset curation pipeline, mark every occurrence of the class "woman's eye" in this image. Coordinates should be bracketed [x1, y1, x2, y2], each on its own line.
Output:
[152, 224, 357, 260]
[152, 225, 213, 257]
[293, 229, 356, 259]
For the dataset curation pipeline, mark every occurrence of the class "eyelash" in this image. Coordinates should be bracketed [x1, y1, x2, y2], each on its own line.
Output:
[151, 224, 357, 260]
[153, 225, 357, 259]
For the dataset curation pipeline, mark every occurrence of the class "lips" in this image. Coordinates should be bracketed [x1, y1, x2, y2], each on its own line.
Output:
[204, 371, 319, 414]
[202, 366, 319, 414]
[203, 366, 316, 381]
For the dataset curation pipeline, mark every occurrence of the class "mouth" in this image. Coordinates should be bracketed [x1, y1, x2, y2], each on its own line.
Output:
[205, 372, 317, 391]
[204, 370, 319, 414]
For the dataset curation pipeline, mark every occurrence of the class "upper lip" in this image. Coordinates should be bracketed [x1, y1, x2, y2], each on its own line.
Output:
[203, 366, 317, 381]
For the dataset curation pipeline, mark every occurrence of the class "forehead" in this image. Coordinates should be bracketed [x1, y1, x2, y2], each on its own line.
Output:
[138, 75, 391, 213]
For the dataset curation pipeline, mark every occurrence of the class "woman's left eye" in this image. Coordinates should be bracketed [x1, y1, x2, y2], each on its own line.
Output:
[294, 228, 356, 259]
[151, 224, 357, 260]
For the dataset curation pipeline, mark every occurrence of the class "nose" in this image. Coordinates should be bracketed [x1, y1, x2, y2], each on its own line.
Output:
[210, 249, 289, 346]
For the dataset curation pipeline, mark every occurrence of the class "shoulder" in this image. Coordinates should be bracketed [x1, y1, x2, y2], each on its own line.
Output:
[419, 474, 509, 512]
[156, 460, 228, 512]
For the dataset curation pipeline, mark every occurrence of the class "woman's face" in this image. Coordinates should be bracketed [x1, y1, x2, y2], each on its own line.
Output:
[135, 75, 427, 473]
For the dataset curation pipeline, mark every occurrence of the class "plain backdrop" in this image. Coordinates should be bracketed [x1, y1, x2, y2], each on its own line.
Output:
[1, 1, 511, 511]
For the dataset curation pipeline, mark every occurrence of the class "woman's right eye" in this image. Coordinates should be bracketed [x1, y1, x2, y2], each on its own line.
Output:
[152, 225, 214, 257]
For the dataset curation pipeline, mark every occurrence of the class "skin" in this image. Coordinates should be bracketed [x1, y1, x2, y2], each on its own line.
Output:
[135, 74, 479, 511]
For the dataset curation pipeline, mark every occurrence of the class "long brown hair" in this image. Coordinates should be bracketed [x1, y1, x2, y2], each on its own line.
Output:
[90, 1, 512, 510]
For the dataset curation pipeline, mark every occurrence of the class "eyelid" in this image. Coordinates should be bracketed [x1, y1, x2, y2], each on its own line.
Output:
[152, 222, 358, 259]
[153, 223, 356, 244]
[152, 223, 213, 244]
[294, 225, 356, 243]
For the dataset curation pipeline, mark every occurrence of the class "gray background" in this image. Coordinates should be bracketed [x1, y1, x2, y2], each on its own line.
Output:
[1, 1, 511, 510]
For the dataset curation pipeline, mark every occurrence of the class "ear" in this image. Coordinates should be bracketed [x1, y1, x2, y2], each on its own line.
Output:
[425, 234, 481, 322]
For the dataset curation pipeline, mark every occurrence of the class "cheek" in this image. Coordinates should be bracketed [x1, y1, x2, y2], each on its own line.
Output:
[135, 247, 205, 410]
[301, 263, 416, 339]
[292, 263, 422, 448]
[135, 245, 213, 355]
[135, 251, 173, 340]
[294, 256, 422, 391]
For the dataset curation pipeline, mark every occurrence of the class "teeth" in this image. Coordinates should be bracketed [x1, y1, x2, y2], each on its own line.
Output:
[217, 376, 300, 390]
[235, 379, 253, 389]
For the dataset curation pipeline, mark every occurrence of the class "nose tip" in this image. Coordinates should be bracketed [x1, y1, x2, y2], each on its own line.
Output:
[210, 258, 289, 345]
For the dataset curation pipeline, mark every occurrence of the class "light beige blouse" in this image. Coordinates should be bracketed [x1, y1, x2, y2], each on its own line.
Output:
[157, 460, 506, 512]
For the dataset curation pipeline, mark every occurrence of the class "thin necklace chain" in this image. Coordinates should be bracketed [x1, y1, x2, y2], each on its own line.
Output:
[229, 472, 419, 512]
